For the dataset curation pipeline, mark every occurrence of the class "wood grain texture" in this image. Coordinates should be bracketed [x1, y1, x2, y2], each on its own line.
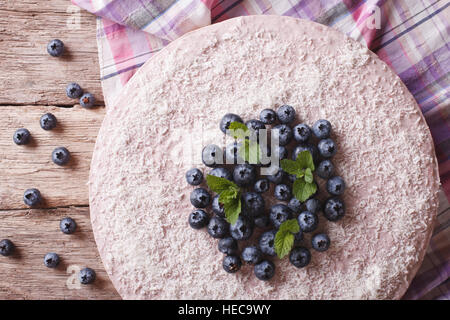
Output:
[0, 206, 120, 299]
[0, 0, 103, 106]
[1, 105, 105, 210]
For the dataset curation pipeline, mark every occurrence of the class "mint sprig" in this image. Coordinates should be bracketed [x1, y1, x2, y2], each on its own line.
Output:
[228, 122, 250, 139]
[281, 150, 317, 202]
[206, 174, 241, 225]
[228, 121, 261, 165]
[274, 219, 300, 259]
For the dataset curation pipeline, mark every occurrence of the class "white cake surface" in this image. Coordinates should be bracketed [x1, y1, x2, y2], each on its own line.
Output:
[89, 16, 440, 299]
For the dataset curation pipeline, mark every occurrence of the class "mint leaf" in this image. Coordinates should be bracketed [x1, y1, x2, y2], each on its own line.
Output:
[224, 197, 241, 225]
[274, 219, 299, 259]
[206, 175, 239, 194]
[293, 179, 317, 202]
[219, 188, 238, 204]
[304, 168, 313, 183]
[296, 150, 315, 171]
[238, 139, 261, 164]
[228, 122, 250, 139]
[278, 219, 300, 234]
[280, 159, 303, 177]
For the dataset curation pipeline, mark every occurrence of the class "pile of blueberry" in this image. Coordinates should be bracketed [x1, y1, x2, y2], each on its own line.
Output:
[186, 105, 345, 281]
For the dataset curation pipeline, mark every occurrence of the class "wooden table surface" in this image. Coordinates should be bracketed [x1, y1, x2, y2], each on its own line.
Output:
[0, 0, 448, 300]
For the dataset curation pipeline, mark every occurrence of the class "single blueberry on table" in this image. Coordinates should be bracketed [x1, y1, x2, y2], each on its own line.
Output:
[276, 105, 295, 124]
[242, 192, 265, 217]
[44, 253, 60, 268]
[254, 260, 275, 281]
[297, 211, 319, 233]
[0, 239, 14, 257]
[242, 246, 262, 265]
[272, 124, 293, 146]
[52, 147, 71, 166]
[288, 197, 302, 214]
[274, 184, 292, 201]
[190, 188, 211, 208]
[292, 143, 318, 162]
[66, 82, 83, 99]
[23, 188, 42, 207]
[267, 168, 286, 185]
[212, 195, 225, 217]
[254, 178, 270, 193]
[185, 168, 203, 186]
[317, 159, 334, 179]
[60, 217, 77, 234]
[318, 138, 337, 158]
[47, 39, 64, 57]
[233, 164, 256, 187]
[209, 167, 232, 181]
[311, 233, 330, 252]
[13, 128, 31, 145]
[207, 216, 229, 239]
[40, 113, 57, 130]
[259, 108, 277, 125]
[188, 209, 209, 229]
[223, 255, 242, 273]
[289, 247, 311, 268]
[254, 215, 270, 229]
[220, 113, 243, 133]
[259, 230, 277, 256]
[269, 204, 292, 229]
[79, 267, 96, 284]
[218, 237, 238, 255]
[293, 123, 312, 143]
[324, 197, 345, 221]
[312, 119, 331, 139]
[202, 144, 223, 167]
[327, 176, 345, 196]
[79, 93, 95, 108]
[230, 216, 254, 241]
[305, 198, 321, 214]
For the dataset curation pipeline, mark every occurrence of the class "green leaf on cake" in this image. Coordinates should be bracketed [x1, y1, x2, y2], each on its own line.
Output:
[228, 121, 250, 139]
[206, 174, 242, 225]
[223, 197, 241, 225]
[238, 139, 261, 165]
[206, 174, 239, 194]
[293, 178, 317, 202]
[275, 219, 300, 259]
[304, 168, 313, 184]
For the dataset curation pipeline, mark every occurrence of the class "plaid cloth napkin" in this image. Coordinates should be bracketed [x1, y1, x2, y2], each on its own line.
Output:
[72, 0, 450, 299]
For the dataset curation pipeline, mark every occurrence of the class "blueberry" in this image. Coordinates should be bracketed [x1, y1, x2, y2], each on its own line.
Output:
[242, 246, 262, 265]
[230, 216, 254, 240]
[185, 168, 203, 186]
[23, 188, 42, 207]
[254, 215, 270, 229]
[297, 211, 318, 233]
[80, 93, 95, 108]
[272, 124, 293, 146]
[294, 230, 304, 245]
[317, 159, 334, 179]
[66, 82, 83, 99]
[288, 197, 302, 214]
[0, 239, 14, 256]
[274, 145, 288, 161]
[209, 167, 232, 181]
[254, 178, 269, 193]
[312, 119, 331, 139]
[259, 109, 277, 125]
[274, 184, 291, 201]
[44, 253, 60, 268]
[254, 260, 275, 281]
[287, 174, 297, 184]
[305, 198, 321, 214]
[242, 192, 265, 217]
[293, 124, 312, 142]
[324, 197, 345, 221]
[225, 142, 243, 164]
[220, 113, 243, 133]
[13, 128, 31, 145]
[233, 164, 256, 187]
[202, 144, 223, 167]
[245, 119, 266, 139]
[52, 147, 71, 166]
[207, 217, 229, 238]
[218, 237, 238, 255]
[327, 176, 345, 195]
[318, 138, 337, 158]
[190, 188, 211, 208]
[47, 39, 64, 57]
[60, 217, 77, 234]
[292, 143, 318, 162]
[212, 195, 225, 217]
[276, 105, 295, 124]
[269, 204, 292, 229]
[267, 168, 286, 184]
[223, 255, 242, 273]
[311, 233, 330, 252]
[259, 230, 276, 256]
[289, 247, 311, 268]
[189, 209, 209, 229]
[79, 267, 96, 284]
[40, 113, 57, 130]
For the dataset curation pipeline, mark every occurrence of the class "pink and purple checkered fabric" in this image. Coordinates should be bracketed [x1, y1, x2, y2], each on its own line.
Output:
[72, 0, 450, 299]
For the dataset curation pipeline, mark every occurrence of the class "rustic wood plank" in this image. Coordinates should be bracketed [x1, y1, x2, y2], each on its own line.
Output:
[0, 0, 103, 106]
[1, 105, 105, 210]
[0, 206, 120, 299]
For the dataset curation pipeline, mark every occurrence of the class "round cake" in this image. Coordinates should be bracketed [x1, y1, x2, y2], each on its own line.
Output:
[89, 16, 440, 299]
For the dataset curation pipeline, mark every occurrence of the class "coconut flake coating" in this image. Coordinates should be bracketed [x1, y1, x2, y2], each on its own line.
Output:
[89, 16, 440, 300]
